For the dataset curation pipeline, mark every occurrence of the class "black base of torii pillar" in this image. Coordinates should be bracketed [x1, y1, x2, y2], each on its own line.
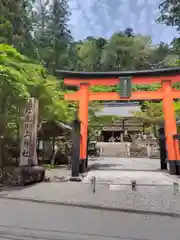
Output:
[158, 124, 167, 171]
[69, 113, 82, 181]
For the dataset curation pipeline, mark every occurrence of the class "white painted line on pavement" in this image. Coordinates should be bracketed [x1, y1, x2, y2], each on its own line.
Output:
[109, 185, 126, 191]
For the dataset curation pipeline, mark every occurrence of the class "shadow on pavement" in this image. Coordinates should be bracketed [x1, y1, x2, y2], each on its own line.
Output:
[88, 163, 161, 172]
[0, 182, 38, 194]
[0, 224, 152, 240]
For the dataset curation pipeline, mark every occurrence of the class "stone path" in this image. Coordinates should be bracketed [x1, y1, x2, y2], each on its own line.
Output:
[83, 157, 180, 185]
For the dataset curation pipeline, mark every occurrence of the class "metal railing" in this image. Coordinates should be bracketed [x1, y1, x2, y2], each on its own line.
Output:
[89, 176, 180, 196]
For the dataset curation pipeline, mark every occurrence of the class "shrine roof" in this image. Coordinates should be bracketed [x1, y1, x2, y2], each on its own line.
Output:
[38, 120, 72, 139]
[95, 102, 141, 117]
[56, 67, 180, 79]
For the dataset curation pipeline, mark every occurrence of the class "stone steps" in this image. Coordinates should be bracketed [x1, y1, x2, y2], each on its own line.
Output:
[97, 142, 128, 157]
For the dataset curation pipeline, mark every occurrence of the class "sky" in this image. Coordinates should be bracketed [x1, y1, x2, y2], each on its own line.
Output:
[68, 0, 178, 44]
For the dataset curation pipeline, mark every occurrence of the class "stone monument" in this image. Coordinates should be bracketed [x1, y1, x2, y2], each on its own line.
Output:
[18, 98, 45, 185]
[20, 98, 39, 166]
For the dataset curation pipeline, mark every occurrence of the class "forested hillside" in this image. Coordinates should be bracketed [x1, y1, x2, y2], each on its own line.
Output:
[0, 0, 180, 126]
[1, 1, 180, 72]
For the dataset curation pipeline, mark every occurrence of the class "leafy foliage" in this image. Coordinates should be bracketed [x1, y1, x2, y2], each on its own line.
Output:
[0, 44, 75, 140]
[133, 101, 164, 125]
[133, 100, 180, 134]
[157, 0, 180, 31]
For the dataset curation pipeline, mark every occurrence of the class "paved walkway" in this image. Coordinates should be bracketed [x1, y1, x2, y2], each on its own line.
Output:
[84, 157, 179, 185]
[1, 198, 180, 240]
[0, 157, 180, 217]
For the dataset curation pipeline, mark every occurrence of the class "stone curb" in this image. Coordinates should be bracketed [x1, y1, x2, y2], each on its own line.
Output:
[1, 196, 180, 218]
[162, 171, 180, 183]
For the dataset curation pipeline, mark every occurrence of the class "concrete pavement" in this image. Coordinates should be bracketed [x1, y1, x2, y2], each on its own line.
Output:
[0, 198, 180, 240]
[0, 157, 180, 217]
[84, 157, 174, 184]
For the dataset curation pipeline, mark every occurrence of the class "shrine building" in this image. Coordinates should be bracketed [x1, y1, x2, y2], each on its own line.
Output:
[95, 101, 143, 142]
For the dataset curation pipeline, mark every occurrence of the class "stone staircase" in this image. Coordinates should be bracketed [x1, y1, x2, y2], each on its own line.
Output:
[97, 142, 128, 157]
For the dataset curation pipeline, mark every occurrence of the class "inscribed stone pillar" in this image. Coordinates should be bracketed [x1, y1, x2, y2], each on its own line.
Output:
[19, 98, 39, 166]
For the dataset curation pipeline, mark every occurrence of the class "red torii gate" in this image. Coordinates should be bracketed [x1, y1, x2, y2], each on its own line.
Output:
[58, 67, 180, 175]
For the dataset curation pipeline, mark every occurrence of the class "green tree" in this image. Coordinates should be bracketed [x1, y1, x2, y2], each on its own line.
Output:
[0, 0, 37, 58]
[133, 100, 180, 135]
[0, 44, 74, 138]
[44, 0, 72, 74]
[157, 0, 180, 31]
[157, 0, 180, 62]
[0, 16, 12, 44]
[0, 44, 29, 164]
[75, 38, 101, 71]
[34, 0, 53, 65]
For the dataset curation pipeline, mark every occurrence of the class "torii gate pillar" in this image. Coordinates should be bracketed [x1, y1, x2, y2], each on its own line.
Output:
[162, 80, 179, 173]
[79, 83, 89, 173]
